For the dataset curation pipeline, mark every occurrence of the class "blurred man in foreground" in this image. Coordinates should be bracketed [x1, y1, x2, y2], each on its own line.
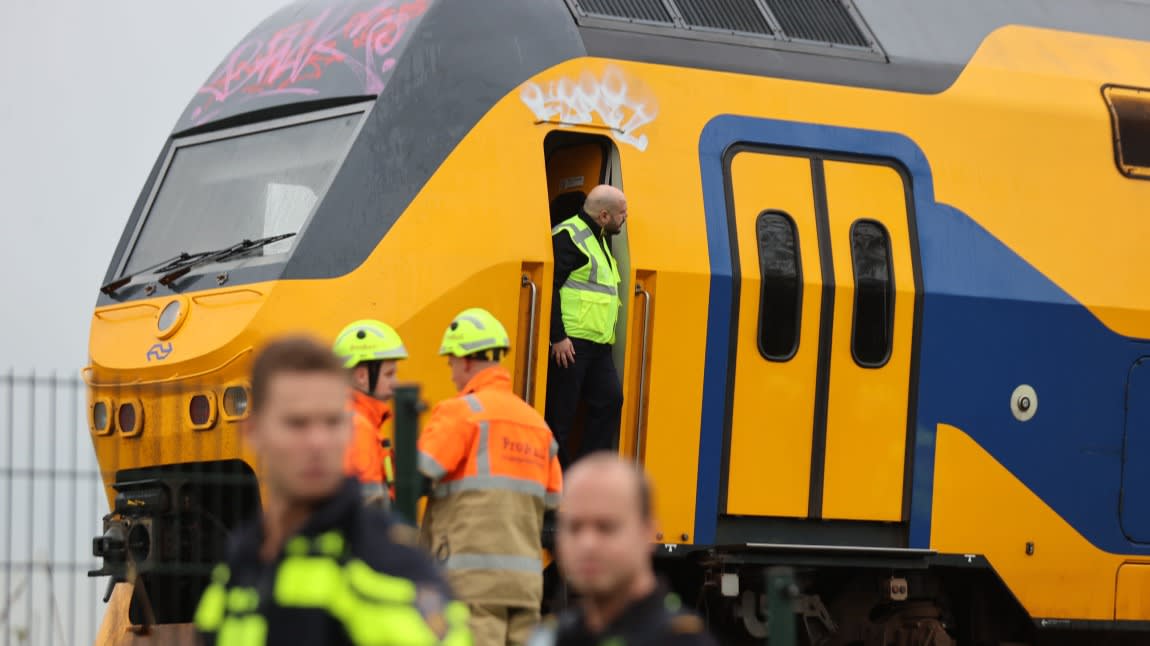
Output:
[193, 335, 471, 646]
[529, 452, 717, 645]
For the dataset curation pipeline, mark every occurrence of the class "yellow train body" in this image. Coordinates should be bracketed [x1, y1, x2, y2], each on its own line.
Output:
[87, 0, 1150, 641]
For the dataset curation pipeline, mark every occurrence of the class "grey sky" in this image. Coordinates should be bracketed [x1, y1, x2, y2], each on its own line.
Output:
[0, 0, 287, 374]
[0, 4, 287, 644]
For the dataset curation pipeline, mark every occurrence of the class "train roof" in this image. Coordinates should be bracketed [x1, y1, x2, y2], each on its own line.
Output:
[857, 0, 1150, 66]
[577, 0, 1150, 93]
[102, 0, 1150, 303]
[174, 0, 1150, 134]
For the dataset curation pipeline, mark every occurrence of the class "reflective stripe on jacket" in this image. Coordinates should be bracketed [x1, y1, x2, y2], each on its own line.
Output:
[551, 214, 622, 345]
[344, 390, 391, 500]
[417, 366, 562, 607]
[193, 478, 472, 646]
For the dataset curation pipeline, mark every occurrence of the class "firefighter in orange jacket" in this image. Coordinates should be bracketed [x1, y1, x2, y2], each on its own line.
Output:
[418, 308, 563, 646]
[333, 319, 407, 508]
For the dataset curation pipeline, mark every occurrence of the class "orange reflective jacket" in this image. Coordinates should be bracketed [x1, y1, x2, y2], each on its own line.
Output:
[417, 366, 562, 607]
[343, 389, 392, 500]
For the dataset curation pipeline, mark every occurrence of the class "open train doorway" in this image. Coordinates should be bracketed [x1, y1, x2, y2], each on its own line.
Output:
[540, 131, 631, 467]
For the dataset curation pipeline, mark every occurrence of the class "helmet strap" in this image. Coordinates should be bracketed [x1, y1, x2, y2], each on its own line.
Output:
[364, 361, 383, 395]
[466, 349, 505, 363]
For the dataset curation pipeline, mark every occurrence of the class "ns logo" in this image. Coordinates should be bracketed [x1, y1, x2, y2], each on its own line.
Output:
[146, 342, 173, 362]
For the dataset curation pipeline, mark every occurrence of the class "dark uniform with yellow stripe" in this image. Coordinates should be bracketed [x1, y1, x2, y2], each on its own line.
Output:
[194, 478, 471, 646]
[526, 587, 716, 646]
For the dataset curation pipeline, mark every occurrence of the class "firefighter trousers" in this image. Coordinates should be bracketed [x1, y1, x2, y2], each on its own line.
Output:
[468, 603, 539, 646]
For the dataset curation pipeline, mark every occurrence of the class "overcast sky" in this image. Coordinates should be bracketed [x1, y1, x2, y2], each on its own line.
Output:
[0, 1, 288, 374]
[0, 5, 291, 643]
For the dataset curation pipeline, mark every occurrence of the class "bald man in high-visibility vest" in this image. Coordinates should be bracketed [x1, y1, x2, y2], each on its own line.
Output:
[546, 184, 627, 468]
[418, 308, 563, 646]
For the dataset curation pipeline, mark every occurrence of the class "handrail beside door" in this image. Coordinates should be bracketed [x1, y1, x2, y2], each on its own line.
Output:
[521, 273, 539, 403]
[632, 282, 653, 464]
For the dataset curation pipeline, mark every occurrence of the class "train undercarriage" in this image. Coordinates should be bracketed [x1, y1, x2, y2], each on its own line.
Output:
[88, 462, 1148, 646]
[543, 542, 1148, 646]
[667, 546, 1026, 646]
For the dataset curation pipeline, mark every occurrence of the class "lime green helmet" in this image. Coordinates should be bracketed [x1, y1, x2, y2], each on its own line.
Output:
[438, 308, 511, 358]
[333, 319, 408, 368]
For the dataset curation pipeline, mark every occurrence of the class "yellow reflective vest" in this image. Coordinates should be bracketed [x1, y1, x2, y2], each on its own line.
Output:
[193, 478, 472, 646]
[551, 215, 622, 345]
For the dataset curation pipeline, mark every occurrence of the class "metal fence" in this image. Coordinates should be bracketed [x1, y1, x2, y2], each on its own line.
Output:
[1, 372, 106, 646]
[0, 368, 423, 646]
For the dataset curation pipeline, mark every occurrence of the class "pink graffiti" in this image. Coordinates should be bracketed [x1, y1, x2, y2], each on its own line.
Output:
[190, 0, 429, 125]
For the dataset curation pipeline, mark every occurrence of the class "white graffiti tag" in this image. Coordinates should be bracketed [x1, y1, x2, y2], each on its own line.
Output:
[519, 66, 659, 152]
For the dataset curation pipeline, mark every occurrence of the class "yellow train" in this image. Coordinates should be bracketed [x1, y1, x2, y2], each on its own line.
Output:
[87, 0, 1150, 643]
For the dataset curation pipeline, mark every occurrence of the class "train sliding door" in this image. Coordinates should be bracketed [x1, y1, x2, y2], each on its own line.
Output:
[723, 150, 919, 538]
[819, 160, 918, 523]
[725, 151, 823, 518]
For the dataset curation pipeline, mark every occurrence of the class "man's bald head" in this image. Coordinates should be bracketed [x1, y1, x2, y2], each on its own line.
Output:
[558, 451, 656, 599]
[583, 185, 628, 235]
[585, 184, 625, 212]
[563, 451, 652, 522]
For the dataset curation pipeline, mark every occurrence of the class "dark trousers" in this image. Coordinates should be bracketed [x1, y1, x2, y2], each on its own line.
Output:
[544, 338, 623, 469]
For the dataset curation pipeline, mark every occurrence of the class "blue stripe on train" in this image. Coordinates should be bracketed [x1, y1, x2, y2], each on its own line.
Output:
[694, 114, 1150, 555]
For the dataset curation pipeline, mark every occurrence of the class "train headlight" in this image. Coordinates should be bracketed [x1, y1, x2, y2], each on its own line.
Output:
[91, 399, 112, 435]
[117, 401, 144, 437]
[156, 297, 188, 339]
[222, 385, 249, 420]
[188, 393, 217, 430]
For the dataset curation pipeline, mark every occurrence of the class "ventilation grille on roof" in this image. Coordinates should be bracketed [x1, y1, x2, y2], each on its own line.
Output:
[765, 0, 868, 47]
[676, 0, 773, 35]
[567, 0, 881, 57]
[579, 0, 673, 23]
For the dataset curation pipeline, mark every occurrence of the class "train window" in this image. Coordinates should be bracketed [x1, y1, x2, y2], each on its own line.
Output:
[756, 211, 801, 361]
[850, 219, 894, 367]
[1103, 85, 1150, 180]
[121, 111, 362, 276]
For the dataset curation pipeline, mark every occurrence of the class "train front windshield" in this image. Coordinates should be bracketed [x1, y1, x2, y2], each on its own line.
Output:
[120, 112, 362, 276]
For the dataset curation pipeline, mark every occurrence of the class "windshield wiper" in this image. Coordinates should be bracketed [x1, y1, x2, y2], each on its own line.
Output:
[157, 233, 297, 287]
[100, 250, 216, 295]
[100, 234, 297, 295]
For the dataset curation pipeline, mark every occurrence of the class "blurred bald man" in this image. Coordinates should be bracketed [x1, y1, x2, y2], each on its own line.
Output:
[546, 185, 628, 468]
[528, 452, 717, 645]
